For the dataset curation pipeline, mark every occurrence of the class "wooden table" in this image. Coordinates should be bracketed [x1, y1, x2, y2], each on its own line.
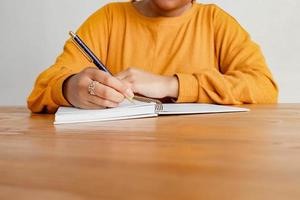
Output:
[0, 104, 300, 200]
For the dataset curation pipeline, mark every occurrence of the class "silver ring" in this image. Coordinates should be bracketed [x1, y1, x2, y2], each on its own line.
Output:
[88, 81, 98, 96]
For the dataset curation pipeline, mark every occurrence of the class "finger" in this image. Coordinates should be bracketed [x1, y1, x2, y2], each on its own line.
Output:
[87, 95, 119, 108]
[73, 95, 106, 109]
[121, 80, 133, 91]
[120, 77, 138, 93]
[90, 70, 134, 98]
[93, 81, 125, 103]
[79, 101, 106, 110]
[115, 70, 130, 80]
[77, 92, 118, 109]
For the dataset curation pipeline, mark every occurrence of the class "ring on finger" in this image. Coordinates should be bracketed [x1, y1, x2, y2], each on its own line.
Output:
[88, 80, 98, 96]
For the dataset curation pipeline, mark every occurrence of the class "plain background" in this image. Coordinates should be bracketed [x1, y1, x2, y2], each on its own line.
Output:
[0, 0, 299, 105]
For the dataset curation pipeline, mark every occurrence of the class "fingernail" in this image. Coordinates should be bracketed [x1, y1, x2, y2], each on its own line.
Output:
[125, 89, 134, 98]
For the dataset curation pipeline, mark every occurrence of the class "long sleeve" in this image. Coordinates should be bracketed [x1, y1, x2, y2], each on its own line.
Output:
[176, 5, 278, 104]
[27, 5, 111, 113]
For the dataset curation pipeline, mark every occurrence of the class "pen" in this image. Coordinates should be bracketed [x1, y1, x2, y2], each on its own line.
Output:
[69, 31, 134, 102]
[69, 31, 112, 75]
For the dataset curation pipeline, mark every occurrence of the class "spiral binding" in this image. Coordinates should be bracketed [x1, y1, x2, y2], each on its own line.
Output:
[133, 96, 163, 112]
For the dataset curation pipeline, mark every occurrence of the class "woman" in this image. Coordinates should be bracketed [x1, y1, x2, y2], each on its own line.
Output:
[28, 0, 278, 113]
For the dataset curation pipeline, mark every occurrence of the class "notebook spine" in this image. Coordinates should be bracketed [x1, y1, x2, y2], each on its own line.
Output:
[133, 96, 163, 112]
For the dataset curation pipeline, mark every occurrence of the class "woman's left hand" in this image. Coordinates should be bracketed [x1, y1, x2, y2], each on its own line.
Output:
[115, 68, 179, 99]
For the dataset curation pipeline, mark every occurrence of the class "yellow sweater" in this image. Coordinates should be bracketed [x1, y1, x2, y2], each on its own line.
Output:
[28, 2, 278, 113]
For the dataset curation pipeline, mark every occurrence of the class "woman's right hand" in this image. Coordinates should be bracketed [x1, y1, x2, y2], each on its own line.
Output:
[63, 67, 134, 109]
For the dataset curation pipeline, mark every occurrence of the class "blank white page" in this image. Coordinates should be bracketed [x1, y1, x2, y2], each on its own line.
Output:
[54, 101, 156, 124]
[159, 103, 250, 115]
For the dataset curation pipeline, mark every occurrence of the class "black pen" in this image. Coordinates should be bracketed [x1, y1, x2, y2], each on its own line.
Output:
[69, 31, 134, 102]
[69, 31, 112, 75]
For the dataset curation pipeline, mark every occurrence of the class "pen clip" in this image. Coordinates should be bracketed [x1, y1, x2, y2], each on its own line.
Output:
[69, 34, 93, 63]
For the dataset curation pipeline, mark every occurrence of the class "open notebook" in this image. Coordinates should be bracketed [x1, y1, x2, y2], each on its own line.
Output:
[54, 97, 249, 124]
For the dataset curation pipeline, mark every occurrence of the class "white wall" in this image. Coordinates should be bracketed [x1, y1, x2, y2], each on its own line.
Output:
[0, 0, 299, 105]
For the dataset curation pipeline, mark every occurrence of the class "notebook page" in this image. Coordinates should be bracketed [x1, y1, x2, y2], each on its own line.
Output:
[56, 99, 152, 115]
[55, 100, 156, 124]
[158, 103, 249, 115]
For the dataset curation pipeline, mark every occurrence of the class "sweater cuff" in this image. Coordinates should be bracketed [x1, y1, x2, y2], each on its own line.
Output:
[175, 73, 199, 103]
[52, 73, 75, 107]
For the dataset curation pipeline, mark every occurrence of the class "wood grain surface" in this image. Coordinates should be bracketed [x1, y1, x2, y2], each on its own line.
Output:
[0, 104, 300, 200]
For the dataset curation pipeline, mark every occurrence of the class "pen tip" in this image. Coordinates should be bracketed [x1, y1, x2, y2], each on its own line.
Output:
[127, 96, 135, 104]
[69, 31, 76, 38]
